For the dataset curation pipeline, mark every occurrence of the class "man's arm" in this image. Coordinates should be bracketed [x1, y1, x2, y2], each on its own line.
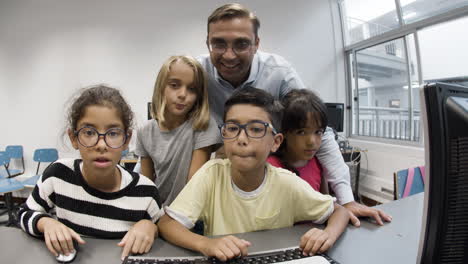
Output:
[316, 128, 354, 205]
[317, 128, 392, 226]
[343, 201, 392, 226]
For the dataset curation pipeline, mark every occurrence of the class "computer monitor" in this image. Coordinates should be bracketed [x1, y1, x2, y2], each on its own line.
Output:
[325, 103, 344, 133]
[418, 81, 468, 263]
[147, 102, 152, 120]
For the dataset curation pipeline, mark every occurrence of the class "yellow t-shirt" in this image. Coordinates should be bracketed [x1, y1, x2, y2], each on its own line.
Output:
[167, 159, 334, 236]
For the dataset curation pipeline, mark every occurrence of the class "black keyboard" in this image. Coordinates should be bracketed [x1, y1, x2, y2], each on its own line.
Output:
[122, 247, 340, 264]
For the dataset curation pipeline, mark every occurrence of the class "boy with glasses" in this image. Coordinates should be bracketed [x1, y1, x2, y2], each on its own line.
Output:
[158, 88, 349, 262]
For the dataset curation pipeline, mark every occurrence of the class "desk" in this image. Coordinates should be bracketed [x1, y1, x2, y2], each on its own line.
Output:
[120, 157, 138, 171]
[0, 193, 423, 264]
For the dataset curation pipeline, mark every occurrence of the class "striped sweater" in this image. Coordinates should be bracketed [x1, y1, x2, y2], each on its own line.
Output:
[18, 158, 163, 239]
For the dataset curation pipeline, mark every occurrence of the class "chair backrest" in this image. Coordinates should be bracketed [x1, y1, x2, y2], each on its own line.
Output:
[6, 145, 23, 159]
[121, 149, 129, 157]
[5, 145, 25, 173]
[0, 151, 10, 167]
[394, 166, 425, 200]
[33, 148, 59, 174]
[0, 151, 12, 178]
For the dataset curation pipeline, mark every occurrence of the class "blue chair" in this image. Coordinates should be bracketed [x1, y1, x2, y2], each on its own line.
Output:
[33, 148, 59, 175]
[21, 148, 59, 188]
[0, 151, 24, 226]
[394, 166, 425, 200]
[0, 145, 25, 178]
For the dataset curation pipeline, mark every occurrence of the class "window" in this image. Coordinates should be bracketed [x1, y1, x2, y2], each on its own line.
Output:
[418, 16, 468, 80]
[400, 0, 468, 24]
[351, 36, 420, 141]
[340, 0, 399, 45]
[341, 0, 468, 143]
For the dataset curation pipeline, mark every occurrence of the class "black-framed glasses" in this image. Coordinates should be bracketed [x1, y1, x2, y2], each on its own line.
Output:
[208, 39, 253, 55]
[74, 126, 127, 149]
[219, 121, 277, 139]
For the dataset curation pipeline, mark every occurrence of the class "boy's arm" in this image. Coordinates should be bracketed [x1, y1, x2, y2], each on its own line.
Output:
[158, 214, 251, 261]
[324, 203, 349, 242]
[300, 203, 349, 255]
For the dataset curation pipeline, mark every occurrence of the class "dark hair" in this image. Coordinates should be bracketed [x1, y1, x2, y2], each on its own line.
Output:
[208, 3, 260, 38]
[223, 87, 283, 131]
[67, 84, 134, 132]
[274, 89, 328, 174]
[281, 89, 328, 133]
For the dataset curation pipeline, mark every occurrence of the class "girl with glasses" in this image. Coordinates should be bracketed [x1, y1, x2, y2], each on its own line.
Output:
[135, 56, 221, 206]
[18, 85, 163, 261]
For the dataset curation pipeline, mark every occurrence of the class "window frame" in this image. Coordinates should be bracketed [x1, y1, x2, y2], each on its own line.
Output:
[339, 1, 468, 145]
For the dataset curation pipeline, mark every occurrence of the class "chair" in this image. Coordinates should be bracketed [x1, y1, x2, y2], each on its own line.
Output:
[0, 145, 25, 179]
[394, 166, 425, 200]
[0, 151, 25, 226]
[21, 148, 58, 188]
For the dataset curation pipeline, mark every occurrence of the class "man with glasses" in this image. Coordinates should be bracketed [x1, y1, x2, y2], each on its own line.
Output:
[199, 3, 304, 126]
[197, 3, 391, 227]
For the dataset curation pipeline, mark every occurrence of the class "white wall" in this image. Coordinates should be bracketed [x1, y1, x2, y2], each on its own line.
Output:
[0, 0, 346, 176]
[348, 138, 425, 203]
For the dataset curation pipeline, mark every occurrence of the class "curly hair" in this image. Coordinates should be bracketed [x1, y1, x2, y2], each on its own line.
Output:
[67, 84, 134, 132]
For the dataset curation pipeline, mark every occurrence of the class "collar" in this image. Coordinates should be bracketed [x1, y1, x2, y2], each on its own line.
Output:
[231, 166, 267, 199]
[213, 52, 260, 89]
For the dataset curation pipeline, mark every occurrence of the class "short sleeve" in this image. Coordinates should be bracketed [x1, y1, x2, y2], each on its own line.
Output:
[291, 177, 334, 224]
[193, 116, 222, 151]
[134, 125, 150, 158]
[166, 161, 214, 227]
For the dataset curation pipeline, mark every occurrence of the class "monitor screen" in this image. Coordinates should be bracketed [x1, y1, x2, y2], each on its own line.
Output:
[325, 103, 344, 132]
[147, 102, 152, 120]
[418, 81, 468, 263]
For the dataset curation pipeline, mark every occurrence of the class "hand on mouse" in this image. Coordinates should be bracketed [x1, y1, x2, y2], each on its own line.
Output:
[37, 217, 86, 257]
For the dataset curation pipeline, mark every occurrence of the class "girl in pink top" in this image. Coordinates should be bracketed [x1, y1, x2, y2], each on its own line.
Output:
[267, 89, 328, 192]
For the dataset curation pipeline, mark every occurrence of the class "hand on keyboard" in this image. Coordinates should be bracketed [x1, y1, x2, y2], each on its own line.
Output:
[299, 228, 335, 256]
[118, 219, 158, 260]
[199, 235, 251, 261]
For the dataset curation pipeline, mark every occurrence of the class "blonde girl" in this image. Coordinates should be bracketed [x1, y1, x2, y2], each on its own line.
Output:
[135, 56, 221, 206]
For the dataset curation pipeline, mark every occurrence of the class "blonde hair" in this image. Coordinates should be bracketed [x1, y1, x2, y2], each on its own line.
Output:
[152, 55, 210, 130]
[208, 3, 260, 38]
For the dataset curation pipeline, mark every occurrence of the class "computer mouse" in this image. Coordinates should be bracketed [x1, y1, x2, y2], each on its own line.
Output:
[56, 249, 77, 263]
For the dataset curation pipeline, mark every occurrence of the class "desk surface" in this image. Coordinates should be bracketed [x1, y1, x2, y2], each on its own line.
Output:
[0, 193, 424, 264]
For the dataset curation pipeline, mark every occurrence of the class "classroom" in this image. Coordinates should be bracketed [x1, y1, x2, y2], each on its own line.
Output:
[1, 1, 467, 263]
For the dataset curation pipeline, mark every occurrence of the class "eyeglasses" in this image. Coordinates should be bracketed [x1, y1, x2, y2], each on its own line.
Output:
[208, 39, 253, 55]
[74, 126, 127, 149]
[219, 121, 277, 139]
